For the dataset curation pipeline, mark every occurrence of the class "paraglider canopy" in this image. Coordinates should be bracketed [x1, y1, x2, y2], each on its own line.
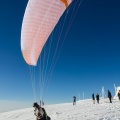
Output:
[21, 0, 72, 66]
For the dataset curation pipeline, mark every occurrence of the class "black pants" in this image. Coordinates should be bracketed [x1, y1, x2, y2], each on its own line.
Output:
[109, 97, 112, 103]
[73, 101, 76, 105]
[97, 100, 99, 103]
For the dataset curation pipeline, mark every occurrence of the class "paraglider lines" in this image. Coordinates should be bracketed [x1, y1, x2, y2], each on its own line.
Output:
[44, 0, 82, 96]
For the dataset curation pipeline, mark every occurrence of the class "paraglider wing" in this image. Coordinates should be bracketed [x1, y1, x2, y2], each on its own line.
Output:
[21, 0, 72, 66]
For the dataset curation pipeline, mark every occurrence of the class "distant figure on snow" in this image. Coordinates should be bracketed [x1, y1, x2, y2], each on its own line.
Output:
[92, 93, 95, 104]
[108, 90, 112, 103]
[96, 93, 99, 103]
[73, 96, 76, 105]
[118, 90, 120, 100]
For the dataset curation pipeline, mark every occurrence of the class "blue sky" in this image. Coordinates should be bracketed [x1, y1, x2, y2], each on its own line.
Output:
[0, 0, 120, 111]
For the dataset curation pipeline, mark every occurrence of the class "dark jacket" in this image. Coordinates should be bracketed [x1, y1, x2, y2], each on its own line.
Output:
[92, 94, 95, 100]
[73, 96, 76, 101]
[96, 94, 99, 100]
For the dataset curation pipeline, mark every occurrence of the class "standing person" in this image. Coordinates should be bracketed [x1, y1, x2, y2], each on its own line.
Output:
[92, 93, 95, 104]
[118, 90, 120, 100]
[108, 90, 112, 103]
[73, 96, 76, 105]
[96, 93, 99, 103]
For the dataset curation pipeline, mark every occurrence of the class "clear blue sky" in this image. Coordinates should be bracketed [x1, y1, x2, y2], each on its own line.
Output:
[0, 0, 120, 108]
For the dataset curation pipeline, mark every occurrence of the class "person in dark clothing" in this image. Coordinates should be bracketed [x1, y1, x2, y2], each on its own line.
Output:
[33, 102, 51, 120]
[92, 93, 95, 104]
[108, 90, 112, 103]
[118, 90, 120, 100]
[96, 93, 99, 103]
[73, 96, 76, 105]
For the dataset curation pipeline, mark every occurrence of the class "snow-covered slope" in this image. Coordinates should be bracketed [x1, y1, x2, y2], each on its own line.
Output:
[0, 99, 120, 120]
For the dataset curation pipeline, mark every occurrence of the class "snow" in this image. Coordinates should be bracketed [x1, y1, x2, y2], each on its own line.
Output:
[0, 99, 120, 120]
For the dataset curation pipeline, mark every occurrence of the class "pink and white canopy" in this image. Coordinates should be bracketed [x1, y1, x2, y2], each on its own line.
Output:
[21, 0, 72, 66]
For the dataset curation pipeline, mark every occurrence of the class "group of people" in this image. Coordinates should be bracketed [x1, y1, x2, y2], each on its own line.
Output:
[92, 93, 100, 104]
[92, 90, 112, 104]
[33, 90, 120, 120]
[92, 90, 120, 104]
